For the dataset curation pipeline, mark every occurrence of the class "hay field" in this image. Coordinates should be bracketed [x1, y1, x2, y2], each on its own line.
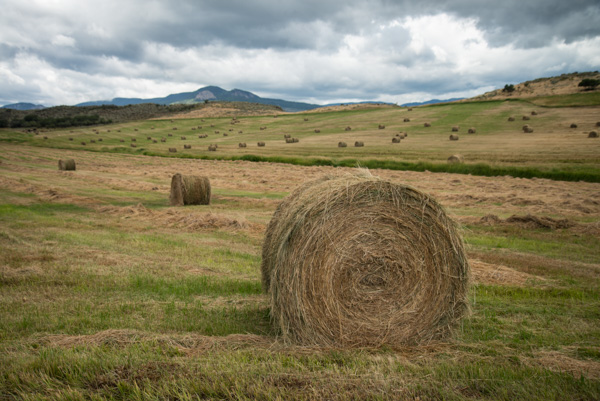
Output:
[1, 136, 599, 399]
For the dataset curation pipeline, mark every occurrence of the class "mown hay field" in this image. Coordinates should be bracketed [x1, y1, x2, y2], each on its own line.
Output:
[0, 97, 599, 399]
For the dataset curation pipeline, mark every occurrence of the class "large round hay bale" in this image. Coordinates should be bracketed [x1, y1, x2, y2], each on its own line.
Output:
[447, 154, 464, 164]
[449, 134, 459, 141]
[403, 118, 410, 122]
[354, 141, 364, 147]
[261, 172, 470, 347]
[58, 159, 76, 171]
[169, 173, 211, 206]
[589, 131, 599, 138]
[596, 122, 600, 127]
[522, 125, 534, 133]
[239, 142, 247, 148]
[522, 116, 530, 121]
[451, 126, 459, 132]
[467, 128, 476, 134]
[570, 123, 578, 128]
[392, 137, 401, 143]
[258, 141, 266, 147]
[169, 147, 177, 153]
[184, 144, 191, 149]
[338, 142, 347, 147]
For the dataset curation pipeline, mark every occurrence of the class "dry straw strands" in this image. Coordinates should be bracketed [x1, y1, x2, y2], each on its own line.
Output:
[58, 159, 76, 171]
[449, 134, 459, 141]
[261, 171, 470, 347]
[169, 173, 211, 206]
[447, 154, 464, 164]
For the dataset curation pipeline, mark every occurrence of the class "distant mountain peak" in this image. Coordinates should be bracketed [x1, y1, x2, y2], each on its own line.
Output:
[1, 102, 46, 110]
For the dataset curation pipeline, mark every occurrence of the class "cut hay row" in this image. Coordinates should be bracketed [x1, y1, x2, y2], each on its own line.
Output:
[261, 171, 470, 347]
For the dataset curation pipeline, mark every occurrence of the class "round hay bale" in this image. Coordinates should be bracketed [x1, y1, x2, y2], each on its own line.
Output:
[120, 139, 125, 143]
[447, 154, 464, 164]
[69, 137, 73, 141]
[169, 147, 177, 153]
[261, 172, 470, 347]
[570, 123, 578, 128]
[58, 159, 76, 171]
[589, 131, 599, 138]
[293, 138, 299, 143]
[378, 124, 385, 129]
[304, 118, 309, 121]
[131, 138, 136, 142]
[522, 116, 530, 121]
[161, 138, 166, 142]
[98, 138, 102, 142]
[354, 141, 364, 147]
[173, 127, 178, 130]
[81, 142, 86, 145]
[314, 129, 321, 133]
[43, 136, 48, 140]
[258, 141, 266, 147]
[451, 126, 459, 132]
[508, 117, 515, 122]
[147, 136, 152, 140]
[467, 128, 476, 134]
[596, 122, 600, 127]
[531, 111, 538, 115]
[239, 142, 247, 148]
[90, 139, 96, 143]
[338, 141, 347, 147]
[424, 122, 431, 127]
[153, 140, 157, 143]
[403, 118, 410, 122]
[449, 134, 459, 141]
[169, 173, 210, 206]
[522, 125, 534, 133]
[345, 126, 352, 131]
[168, 133, 173, 137]
[208, 145, 217, 151]
[392, 137, 401, 143]
[184, 144, 191, 149]
[284, 134, 291, 139]
[181, 136, 186, 140]
[130, 143, 136, 148]
[407, 107, 413, 111]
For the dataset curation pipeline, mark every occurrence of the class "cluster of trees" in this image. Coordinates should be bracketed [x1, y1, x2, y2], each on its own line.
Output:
[0, 114, 111, 129]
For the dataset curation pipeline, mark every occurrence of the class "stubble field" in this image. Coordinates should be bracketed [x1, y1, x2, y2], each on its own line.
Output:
[1, 97, 599, 400]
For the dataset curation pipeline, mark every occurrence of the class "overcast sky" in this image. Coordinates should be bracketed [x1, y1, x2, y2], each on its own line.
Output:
[1, 0, 599, 106]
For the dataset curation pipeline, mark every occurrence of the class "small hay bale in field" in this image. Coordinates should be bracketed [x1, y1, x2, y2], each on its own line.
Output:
[424, 122, 431, 127]
[184, 144, 191, 149]
[215, 130, 220, 134]
[161, 138, 166, 142]
[531, 111, 538, 115]
[447, 154, 464, 164]
[293, 138, 299, 143]
[69, 137, 73, 141]
[570, 123, 578, 128]
[98, 138, 102, 142]
[169, 147, 177, 153]
[468, 128, 476, 134]
[314, 129, 321, 133]
[147, 136, 152, 140]
[589, 131, 599, 138]
[131, 138, 136, 142]
[286, 138, 294, 143]
[81, 142, 86, 145]
[304, 118, 309, 121]
[169, 174, 211, 206]
[596, 122, 600, 127]
[522, 125, 533, 133]
[134, 129, 138, 131]
[508, 117, 515, 122]
[522, 116, 530, 121]
[208, 145, 217, 151]
[338, 142, 347, 147]
[392, 137, 401, 143]
[181, 136, 186, 140]
[284, 134, 291, 139]
[153, 140, 157, 143]
[198, 126, 202, 129]
[239, 142, 247, 148]
[43, 136, 48, 140]
[408, 107, 413, 111]
[354, 141, 364, 147]
[449, 134, 459, 141]
[90, 139, 96, 143]
[451, 126, 459, 132]
[191, 127, 196, 131]
[168, 133, 172, 137]
[223, 133, 228, 137]
[403, 118, 410, 122]
[257, 141, 266, 147]
[378, 124, 385, 129]
[261, 171, 470, 347]
[58, 159, 76, 171]
[238, 130, 243, 134]
[345, 126, 351, 131]
[120, 139, 125, 143]
[130, 143, 136, 148]
[173, 127, 178, 130]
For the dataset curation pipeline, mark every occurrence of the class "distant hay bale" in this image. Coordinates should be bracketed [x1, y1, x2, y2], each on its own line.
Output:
[169, 174, 211, 206]
[81, 142, 86, 145]
[98, 138, 102, 142]
[304, 118, 309, 121]
[181, 136, 186, 140]
[451, 126, 459, 132]
[147, 136, 152, 140]
[173, 127, 178, 130]
[208, 145, 217, 151]
[589, 131, 599, 138]
[223, 133, 228, 137]
[424, 122, 431, 127]
[407, 107, 413, 111]
[257, 141, 266, 147]
[378, 124, 385, 129]
[239, 142, 247, 148]
[403, 118, 410, 122]
[153, 140, 157, 143]
[131, 138, 136, 142]
[130, 143, 137, 148]
[345, 126, 352, 131]
[570, 123, 578, 128]
[522, 125, 534, 133]
[522, 116, 530, 121]
[468, 128, 476, 134]
[261, 171, 470, 347]
[169, 147, 177, 153]
[168, 134, 173, 137]
[43, 136, 48, 140]
[238, 130, 243, 134]
[58, 159, 76, 171]
[508, 117, 515, 122]
[314, 129, 321, 133]
[184, 144, 191, 149]
[284, 134, 291, 138]
[120, 139, 124, 143]
[161, 138, 166, 142]
[596, 122, 600, 127]
[531, 111, 538, 115]
[447, 154, 464, 164]
[338, 142, 347, 147]
[69, 137, 73, 141]
[449, 134, 459, 141]
[392, 137, 401, 143]
[215, 131, 220, 134]
[134, 129, 138, 132]
[354, 141, 364, 147]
